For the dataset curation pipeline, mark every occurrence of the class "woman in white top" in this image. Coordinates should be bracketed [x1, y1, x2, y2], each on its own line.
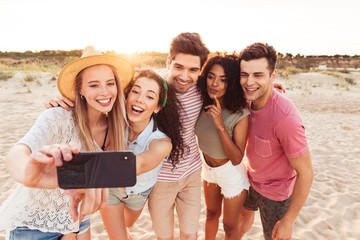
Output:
[44, 69, 184, 239]
[0, 46, 133, 239]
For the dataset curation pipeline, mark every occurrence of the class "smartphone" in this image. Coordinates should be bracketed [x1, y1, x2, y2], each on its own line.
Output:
[57, 151, 136, 189]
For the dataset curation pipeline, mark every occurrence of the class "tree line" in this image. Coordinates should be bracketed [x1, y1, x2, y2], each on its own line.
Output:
[0, 50, 359, 59]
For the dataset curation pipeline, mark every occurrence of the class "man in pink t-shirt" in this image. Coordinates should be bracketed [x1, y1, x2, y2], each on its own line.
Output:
[238, 43, 313, 240]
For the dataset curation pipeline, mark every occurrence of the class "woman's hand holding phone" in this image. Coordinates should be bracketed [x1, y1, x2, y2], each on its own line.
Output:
[22, 142, 80, 189]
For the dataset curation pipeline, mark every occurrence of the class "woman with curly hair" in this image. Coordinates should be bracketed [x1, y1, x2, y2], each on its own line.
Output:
[100, 69, 184, 239]
[195, 54, 250, 239]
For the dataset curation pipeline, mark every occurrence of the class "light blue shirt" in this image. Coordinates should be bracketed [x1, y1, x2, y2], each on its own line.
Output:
[126, 118, 168, 194]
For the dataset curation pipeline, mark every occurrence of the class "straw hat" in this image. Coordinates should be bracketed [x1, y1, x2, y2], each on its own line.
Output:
[57, 46, 134, 101]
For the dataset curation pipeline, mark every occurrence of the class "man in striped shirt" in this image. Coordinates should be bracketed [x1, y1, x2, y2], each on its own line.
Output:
[148, 32, 210, 240]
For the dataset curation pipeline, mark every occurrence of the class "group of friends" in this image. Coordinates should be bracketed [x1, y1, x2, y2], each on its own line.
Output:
[0, 32, 313, 240]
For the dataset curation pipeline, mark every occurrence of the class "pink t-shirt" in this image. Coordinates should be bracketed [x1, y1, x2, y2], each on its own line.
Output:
[246, 90, 309, 201]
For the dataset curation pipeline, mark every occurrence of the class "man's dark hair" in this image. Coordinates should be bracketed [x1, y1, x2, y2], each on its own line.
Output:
[168, 32, 210, 68]
[239, 42, 278, 73]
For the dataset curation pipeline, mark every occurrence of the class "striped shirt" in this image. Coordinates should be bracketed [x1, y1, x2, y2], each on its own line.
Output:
[157, 83, 203, 182]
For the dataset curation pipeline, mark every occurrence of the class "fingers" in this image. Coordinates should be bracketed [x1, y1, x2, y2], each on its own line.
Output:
[204, 105, 221, 118]
[65, 188, 109, 223]
[272, 221, 280, 240]
[61, 96, 75, 108]
[45, 98, 60, 109]
[65, 189, 83, 222]
[69, 141, 80, 156]
[99, 188, 109, 211]
[80, 188, 108, 216]
[29, 151, 55, 164]
[37, 145, 63, 166]
[273, 83, 286, 94]
[213, 95, 221, 108]
[45, 96, 74, 111]
[37, 144, 78, 166]
[56, 96, 71, 111]
[59, 145, 73, 162]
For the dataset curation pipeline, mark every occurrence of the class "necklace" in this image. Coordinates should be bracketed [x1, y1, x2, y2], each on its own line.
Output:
[101, 117, 109, 150]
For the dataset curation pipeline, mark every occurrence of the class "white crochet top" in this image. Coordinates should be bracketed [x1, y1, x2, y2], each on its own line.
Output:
[0, 108, 96, 234]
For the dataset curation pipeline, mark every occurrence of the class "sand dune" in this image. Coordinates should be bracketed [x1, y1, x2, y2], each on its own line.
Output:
[0, 71, 359, 239]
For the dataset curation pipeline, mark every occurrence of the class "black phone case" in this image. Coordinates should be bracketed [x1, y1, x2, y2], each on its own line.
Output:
[57, 151, 136, 189]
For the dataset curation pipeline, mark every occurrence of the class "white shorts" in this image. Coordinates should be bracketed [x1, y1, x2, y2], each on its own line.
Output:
[202, 160, 250, 198]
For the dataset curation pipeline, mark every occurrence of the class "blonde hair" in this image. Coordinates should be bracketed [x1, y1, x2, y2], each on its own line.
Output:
[71, 64, 127, 151]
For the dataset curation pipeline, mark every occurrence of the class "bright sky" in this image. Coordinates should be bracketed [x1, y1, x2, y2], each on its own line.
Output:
[1, 0, 359, 55]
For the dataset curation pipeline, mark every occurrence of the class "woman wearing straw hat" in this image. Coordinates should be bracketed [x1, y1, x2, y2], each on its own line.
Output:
[44, 68, 185, 239]
[0, 46, 134, 239]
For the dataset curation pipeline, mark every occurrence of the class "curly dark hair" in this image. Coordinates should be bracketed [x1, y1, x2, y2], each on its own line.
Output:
[124, 70, 185, 168]
[197, 53, 246, 113]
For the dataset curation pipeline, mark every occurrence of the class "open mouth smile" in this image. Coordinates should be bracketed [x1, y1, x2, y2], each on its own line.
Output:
[245, 87, 259, 93]
[97, 98, 112, 105]
[176, 79, 190, 86]
[131, 105, 144, 114]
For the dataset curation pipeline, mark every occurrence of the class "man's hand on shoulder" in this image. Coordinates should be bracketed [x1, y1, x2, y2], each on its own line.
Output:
[44, 96, 74, 111]
[273, 83, 286, 93]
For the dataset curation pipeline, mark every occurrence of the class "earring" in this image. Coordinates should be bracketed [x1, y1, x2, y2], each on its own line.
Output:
[80, 95, 85, 100]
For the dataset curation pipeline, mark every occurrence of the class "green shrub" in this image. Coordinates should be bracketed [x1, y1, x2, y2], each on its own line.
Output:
[339, 69, 350, 74]
[24, 73, 36, 82]
[277, 68, 305, 78]
[345, 77, 356, 85]
[0, 71, 14, 81]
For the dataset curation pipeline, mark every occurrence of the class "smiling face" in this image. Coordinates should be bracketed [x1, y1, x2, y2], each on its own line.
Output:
[206, 64, 227, 101]
[79, 64, 117, 115]
[240, 57, 276, 110]
[126, 77, 161, 125]
[167, 53, 201, 94]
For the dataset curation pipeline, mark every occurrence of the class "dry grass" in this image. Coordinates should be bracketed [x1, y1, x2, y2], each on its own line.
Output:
[0, 71, 14, 81]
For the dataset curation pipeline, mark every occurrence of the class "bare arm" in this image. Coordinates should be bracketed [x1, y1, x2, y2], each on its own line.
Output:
[6, 143, 108, 221]
[218, 116, 248, 165]
[272, 150, 313, 240]
[135, 137, 172, 175]
[205, 96, 248, 165]
[5, 143, 78, 188]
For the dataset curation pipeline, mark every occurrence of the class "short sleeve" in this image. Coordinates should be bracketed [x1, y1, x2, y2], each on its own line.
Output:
[275, 114, 309, 159]
[225, 108, 250, 133]
[17, 108, 73, 152]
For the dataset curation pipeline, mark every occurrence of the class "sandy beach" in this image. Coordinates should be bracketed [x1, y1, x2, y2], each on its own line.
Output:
[0, 70, 359, 240]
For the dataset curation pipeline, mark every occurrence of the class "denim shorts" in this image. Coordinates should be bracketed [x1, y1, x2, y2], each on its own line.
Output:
[8, 218, 90, 240]
[108, 187, 152, 210]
